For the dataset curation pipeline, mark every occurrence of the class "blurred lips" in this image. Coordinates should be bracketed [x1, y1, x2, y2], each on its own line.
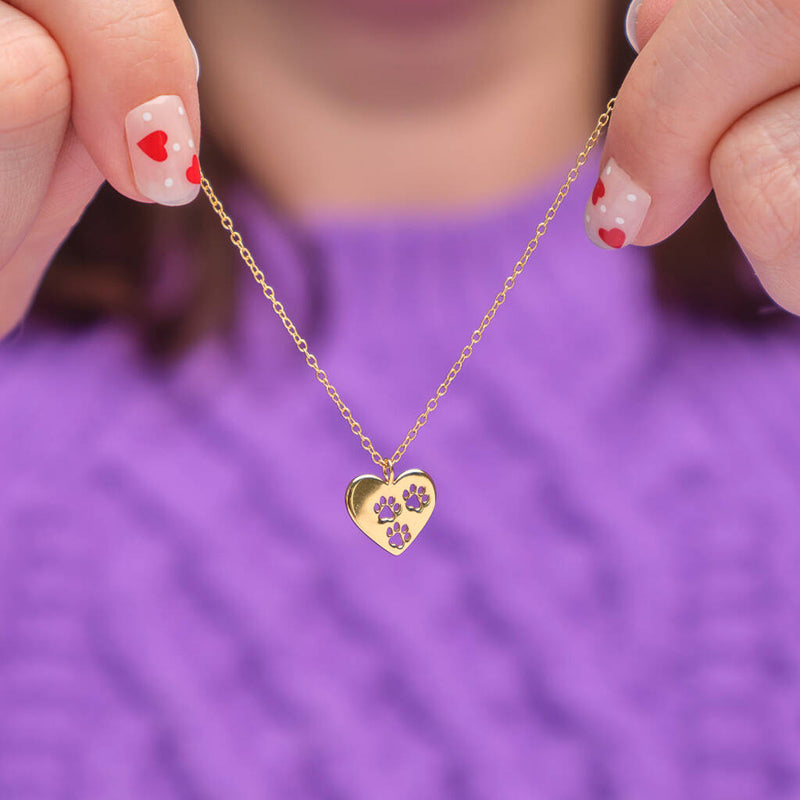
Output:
[317, 0, 480, 24]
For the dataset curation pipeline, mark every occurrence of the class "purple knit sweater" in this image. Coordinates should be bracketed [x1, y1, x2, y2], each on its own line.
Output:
[2, 158, 800, 800]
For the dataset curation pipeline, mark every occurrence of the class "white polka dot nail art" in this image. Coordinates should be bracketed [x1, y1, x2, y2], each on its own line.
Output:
[584, 158, 652, 250]
[125, 94, 201, 206]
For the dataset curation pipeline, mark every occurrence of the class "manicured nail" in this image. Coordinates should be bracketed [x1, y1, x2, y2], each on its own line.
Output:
[625, 0, 643, 53]
[584, 158, 651, 250]
[189, 39, 200, 81]
[125, 94, 201, 206]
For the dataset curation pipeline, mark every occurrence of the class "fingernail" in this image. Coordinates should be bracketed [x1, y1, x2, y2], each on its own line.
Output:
[625, 0, 643, 53]
[584, 158, 651, 250]
[189, 38, 200, 82]
[125, 94, 201, 206]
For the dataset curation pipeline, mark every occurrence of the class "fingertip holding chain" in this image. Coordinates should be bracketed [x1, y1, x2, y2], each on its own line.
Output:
[200, 97, 616, 473]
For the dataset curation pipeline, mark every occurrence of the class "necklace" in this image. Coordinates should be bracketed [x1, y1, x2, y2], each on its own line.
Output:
[200, 97, 616, 555]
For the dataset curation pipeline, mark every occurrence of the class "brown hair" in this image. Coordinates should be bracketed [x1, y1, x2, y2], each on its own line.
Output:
[31, 0, 784, 360]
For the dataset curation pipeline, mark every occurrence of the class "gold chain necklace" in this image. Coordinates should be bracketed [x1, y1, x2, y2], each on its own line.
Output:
[200, 97, 616, 555]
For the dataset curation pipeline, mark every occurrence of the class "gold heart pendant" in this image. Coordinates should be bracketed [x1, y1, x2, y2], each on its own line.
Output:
[345, 468, 436, 555]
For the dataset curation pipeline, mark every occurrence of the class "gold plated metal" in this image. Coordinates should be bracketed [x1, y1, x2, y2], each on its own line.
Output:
[200, 98, 616, 549]
[346, 469, 436, 555]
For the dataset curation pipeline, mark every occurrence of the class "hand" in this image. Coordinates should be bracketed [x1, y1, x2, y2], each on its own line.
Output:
[585, 0, 800, 314]
[0, 0, 200, 339]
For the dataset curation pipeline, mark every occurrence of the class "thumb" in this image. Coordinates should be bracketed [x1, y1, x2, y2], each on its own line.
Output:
[0, 126, 103, 338]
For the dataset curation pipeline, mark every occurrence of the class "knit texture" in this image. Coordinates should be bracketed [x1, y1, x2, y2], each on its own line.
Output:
[2, 160, 800, 799]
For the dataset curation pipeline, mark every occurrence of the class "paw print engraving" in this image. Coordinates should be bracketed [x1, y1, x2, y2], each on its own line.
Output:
[402, 484, 430, 513]
[387, 522, 411, 550]
[374, 495, 401, 524]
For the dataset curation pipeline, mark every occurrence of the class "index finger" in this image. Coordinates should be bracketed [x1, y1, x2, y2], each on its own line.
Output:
[16, 0, 201, 205]
[585, 0, 800, 248]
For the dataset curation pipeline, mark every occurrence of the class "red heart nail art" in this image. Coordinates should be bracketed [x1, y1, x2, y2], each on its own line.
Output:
[591, 179, 605, 206]
[598, 228, 626, 249]
[137, 130, 168, 162]
[186, 155, 201, 185]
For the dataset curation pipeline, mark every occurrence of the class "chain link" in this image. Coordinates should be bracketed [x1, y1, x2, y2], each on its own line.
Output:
[201, 97, 616, 474]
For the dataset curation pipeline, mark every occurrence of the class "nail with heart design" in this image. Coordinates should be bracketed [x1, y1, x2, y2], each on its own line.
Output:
[125, 94, 200, 206]
[584, 157, 651, 251]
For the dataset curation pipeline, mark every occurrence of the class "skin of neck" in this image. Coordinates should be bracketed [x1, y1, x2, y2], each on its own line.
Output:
[186, 0, 608, 215]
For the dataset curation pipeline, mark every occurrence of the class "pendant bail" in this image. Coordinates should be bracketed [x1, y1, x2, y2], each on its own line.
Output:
[382, 459, 395, 485]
